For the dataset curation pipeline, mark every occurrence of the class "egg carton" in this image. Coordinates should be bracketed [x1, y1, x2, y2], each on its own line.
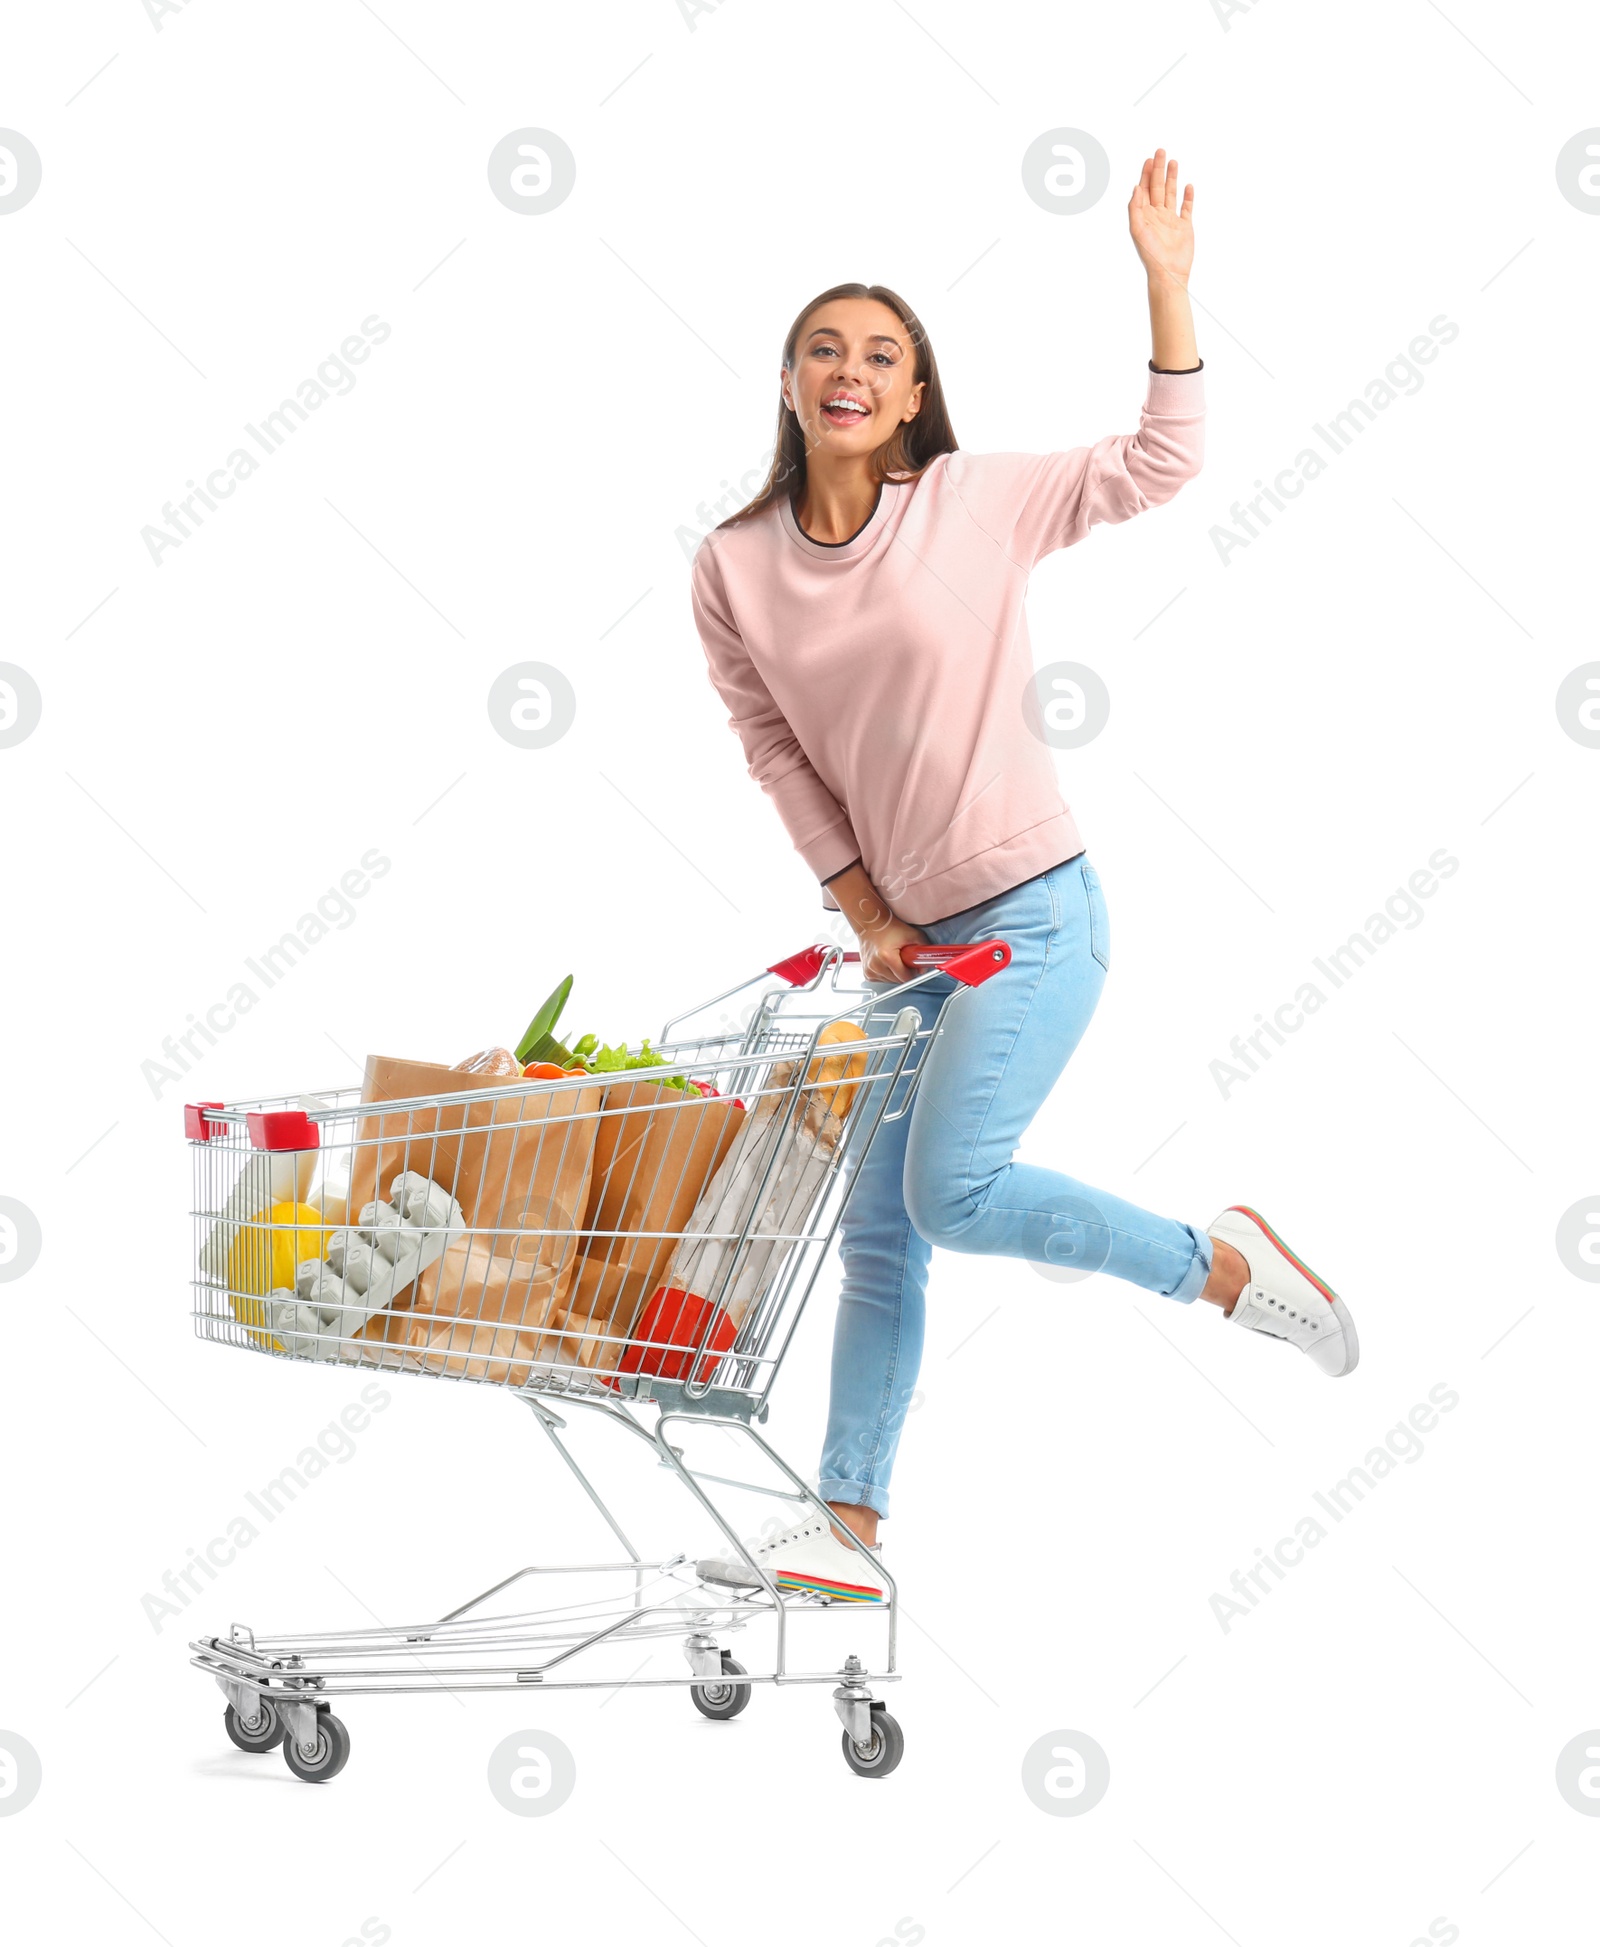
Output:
[262, 1171, 464, 1359]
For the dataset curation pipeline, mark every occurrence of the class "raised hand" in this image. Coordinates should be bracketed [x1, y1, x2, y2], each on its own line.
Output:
[1128, 149, 1195, 288]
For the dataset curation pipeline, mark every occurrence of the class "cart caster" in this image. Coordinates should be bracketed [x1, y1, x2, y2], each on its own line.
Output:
[282, 1707, 351, 1783]
[840, 1704, 904, 1778]
[690, 1653, 751, 1722]
[223, 1699, 285, 1754]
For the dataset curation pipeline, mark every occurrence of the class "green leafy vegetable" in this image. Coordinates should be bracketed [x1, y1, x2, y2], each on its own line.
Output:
[513, 981, 701, 1091]
[572, 1034, 692, 1091]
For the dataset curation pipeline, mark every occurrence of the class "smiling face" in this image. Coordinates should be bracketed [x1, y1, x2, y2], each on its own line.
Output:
[781, 297, 925, 458]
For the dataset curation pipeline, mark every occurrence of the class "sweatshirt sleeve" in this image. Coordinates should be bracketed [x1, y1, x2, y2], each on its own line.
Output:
[945, 367, 1205, 567]
[690, 537, 862, 883]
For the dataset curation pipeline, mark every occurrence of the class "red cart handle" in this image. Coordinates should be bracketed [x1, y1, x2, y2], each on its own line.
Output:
[900, 940, 1011, 985]
[767, 938, 1010, 989]
[245, 1110, 319, 1152]
[183, 1104, 321, 1149]
[184, 1101, 225, 1143]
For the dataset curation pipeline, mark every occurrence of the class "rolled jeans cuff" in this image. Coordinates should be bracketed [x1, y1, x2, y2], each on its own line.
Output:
[818, 1477, 892, 1521]
[1167, 1224, 1214, 1304]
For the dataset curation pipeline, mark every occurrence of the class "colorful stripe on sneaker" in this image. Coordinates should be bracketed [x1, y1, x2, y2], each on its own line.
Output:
[1229, 1205, 1339, 1304]
[775, 1572, 885, 1604]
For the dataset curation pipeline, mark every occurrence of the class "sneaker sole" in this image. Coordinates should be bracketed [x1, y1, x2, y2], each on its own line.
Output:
[1225, 1205, 1359, 1376]
[774, 1573, 886, 1604]
[696, 1560, 761, 1589]
[1327, 1295, 1359, 1373]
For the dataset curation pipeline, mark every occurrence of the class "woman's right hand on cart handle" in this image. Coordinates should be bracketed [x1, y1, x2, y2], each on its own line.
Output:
[822, 860, 928, 984]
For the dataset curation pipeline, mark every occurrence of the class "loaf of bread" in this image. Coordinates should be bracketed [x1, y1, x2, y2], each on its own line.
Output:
[451, 1046, 522, 1077]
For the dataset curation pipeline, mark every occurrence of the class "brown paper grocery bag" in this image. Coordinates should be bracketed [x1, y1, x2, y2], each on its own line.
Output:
[381, 1235, 571, 1385]
[345, 1055, 601, 1364]
[553, 1081, 746, 1370]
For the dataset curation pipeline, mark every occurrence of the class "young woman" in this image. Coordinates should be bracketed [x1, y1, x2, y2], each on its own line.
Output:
[689, 153, 1357, 1604]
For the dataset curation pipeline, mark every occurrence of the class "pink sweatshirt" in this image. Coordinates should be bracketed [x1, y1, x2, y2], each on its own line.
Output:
[690, 367, 1205, 925]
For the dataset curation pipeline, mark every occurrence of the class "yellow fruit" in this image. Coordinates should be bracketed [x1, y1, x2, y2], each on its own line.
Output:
[228, 1201, 325, 1342]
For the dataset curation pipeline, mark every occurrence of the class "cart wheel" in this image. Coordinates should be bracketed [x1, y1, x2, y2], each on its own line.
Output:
[840, 1704, 903, 1778]
[281, 1709, 351, 1783]
[691, 1653, 751, 1722]
[223, 1699, 285, 1754]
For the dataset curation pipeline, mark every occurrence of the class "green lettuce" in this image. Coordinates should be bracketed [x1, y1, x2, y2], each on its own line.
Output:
[571, 1034, 693, 1090]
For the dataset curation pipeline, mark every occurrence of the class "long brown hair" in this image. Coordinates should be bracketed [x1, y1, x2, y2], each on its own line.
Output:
[718, 282, 958, 529]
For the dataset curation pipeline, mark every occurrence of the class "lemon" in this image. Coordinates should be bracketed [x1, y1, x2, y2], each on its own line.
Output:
[228, 1201, 326, 1342]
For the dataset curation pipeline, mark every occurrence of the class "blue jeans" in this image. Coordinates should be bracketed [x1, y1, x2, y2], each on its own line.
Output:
[818, 853, 1214, 1519]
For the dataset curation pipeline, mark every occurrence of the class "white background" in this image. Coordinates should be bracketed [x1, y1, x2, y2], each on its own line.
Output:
[2, 0, 1597, 1941]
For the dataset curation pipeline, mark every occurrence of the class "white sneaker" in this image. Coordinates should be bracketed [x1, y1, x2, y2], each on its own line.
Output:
[697, 1512, 887, 1604]
[1210, 1205, 1358, 1377]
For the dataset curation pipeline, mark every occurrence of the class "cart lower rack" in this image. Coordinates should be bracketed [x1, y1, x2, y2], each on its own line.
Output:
[186, 936, 1010, 1780]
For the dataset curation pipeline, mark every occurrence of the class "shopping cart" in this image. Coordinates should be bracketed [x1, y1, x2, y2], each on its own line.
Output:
[187, 936, 1010, 1782]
